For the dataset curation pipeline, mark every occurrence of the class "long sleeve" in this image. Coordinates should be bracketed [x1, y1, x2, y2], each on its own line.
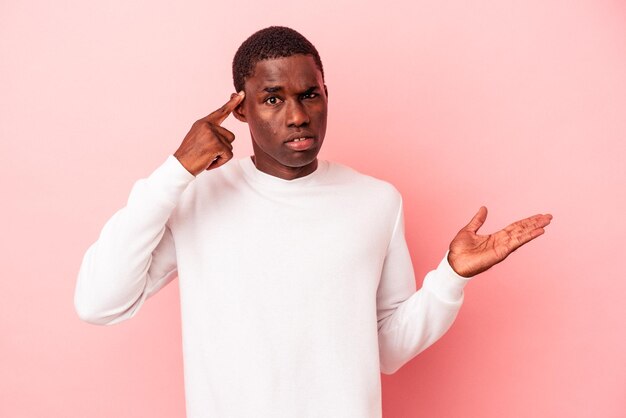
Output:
[74, 155, 195, 325]
[376, 203, 471, 374]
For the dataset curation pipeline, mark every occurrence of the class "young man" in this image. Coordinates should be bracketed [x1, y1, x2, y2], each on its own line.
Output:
[75, 26, 552, 418]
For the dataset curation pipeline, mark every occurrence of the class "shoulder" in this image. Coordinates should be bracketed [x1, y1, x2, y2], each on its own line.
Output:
[324, 160, 402, 203]
[326, 161, 402, 212]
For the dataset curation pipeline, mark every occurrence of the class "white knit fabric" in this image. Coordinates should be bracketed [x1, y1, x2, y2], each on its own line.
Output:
[75, 155, 470, 418]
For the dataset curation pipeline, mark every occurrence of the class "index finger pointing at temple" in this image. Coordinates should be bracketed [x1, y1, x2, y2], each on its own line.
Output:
[201, 91, 245, 125]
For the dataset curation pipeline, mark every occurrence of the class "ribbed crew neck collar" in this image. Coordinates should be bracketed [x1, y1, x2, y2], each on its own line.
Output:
[239, 156, 329, 189]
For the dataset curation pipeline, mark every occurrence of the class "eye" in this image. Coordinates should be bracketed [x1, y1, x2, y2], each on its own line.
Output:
[302, 92, 318, 100]
[264, 96, 282, 106]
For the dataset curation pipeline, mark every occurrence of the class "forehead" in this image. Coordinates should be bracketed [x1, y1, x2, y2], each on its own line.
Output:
[246, 55, 323, 91]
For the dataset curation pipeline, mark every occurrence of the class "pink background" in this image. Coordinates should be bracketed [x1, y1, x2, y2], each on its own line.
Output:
[1, 0, 625, 417]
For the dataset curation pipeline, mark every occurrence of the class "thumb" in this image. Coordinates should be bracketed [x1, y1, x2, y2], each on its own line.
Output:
[463, 206, 488, 233]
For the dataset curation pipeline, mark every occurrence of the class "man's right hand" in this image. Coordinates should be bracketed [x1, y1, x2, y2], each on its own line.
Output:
[174, 91, 245, 176]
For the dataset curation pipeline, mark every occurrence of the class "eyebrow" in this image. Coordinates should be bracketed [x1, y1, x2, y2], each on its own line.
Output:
[260, 86, 319, 94]
[302, 86, 317, 95]
[263, 86, 282, 93]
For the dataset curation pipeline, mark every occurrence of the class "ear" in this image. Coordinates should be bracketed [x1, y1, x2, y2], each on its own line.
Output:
[324, 84, 329, 99]
[232, 99, 247, 123]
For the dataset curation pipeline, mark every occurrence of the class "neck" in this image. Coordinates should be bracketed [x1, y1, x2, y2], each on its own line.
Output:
[251, 155, 318, 180]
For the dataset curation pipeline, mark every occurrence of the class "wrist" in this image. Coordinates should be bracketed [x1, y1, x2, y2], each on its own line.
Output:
[447, 251, 474, 278]
[173, 152, 199, 176]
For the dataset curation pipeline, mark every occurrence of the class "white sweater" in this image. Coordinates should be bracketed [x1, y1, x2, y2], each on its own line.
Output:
[75, 155, 470, 418]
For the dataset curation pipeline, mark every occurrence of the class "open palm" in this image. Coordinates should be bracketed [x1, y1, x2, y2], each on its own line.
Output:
[448, 206, 552, 277]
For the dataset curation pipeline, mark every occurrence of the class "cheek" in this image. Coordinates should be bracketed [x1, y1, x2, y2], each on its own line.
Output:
[312, 101, 328, 117]
[319, 108, 328, 122]
[251, 112, 280, 139]
[313, 105, 328, 127]
[257, 119, 276, 139]
[245, 107, 262, 132]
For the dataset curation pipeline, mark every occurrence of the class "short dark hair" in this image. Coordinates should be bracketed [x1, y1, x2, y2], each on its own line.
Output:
[232, 26, 324, 93]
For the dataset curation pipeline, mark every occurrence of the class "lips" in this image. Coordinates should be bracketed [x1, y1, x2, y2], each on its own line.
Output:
[284, 136, 316, 151]
[284, 132, 316, 143]
[283, 132, 317, 151]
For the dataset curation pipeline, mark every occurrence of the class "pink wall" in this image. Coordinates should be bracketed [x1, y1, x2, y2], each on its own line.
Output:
[1, 1, 624, 417]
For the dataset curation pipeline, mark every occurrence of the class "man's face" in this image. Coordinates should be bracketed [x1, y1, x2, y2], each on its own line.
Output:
[235, 54, 328, 179]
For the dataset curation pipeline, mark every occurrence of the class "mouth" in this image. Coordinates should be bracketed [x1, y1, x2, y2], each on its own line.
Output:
[284, 133, 316, 143]
[283, 136, 316, 151]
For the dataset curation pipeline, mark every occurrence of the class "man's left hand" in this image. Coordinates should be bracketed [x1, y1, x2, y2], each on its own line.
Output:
[447, 206, 553, 278]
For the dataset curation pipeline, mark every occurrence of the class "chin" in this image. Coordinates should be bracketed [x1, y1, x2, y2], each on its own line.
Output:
[281, 151, 320, 168]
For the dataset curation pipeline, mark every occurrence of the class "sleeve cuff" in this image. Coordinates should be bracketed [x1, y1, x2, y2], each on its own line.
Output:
[423, 251, 472, 303]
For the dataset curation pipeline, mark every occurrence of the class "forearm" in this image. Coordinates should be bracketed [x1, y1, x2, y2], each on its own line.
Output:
[74, 156, 194, 325]
[378, 254, 470, 374]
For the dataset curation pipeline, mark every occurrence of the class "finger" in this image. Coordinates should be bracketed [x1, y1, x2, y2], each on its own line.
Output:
[216, 133, 233, 151]
[498, 225, 546, 254]
[463, 206, 488, 233]
[201, 91, 245, 125]
[214, 125, 236, 143]
[206, 149, 234, 171]
[497, 214, 552, 252]
[504, 214, 552, 236]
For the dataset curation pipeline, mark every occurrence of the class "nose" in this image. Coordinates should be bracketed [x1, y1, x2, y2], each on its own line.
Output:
[285, 99, 310, 127]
